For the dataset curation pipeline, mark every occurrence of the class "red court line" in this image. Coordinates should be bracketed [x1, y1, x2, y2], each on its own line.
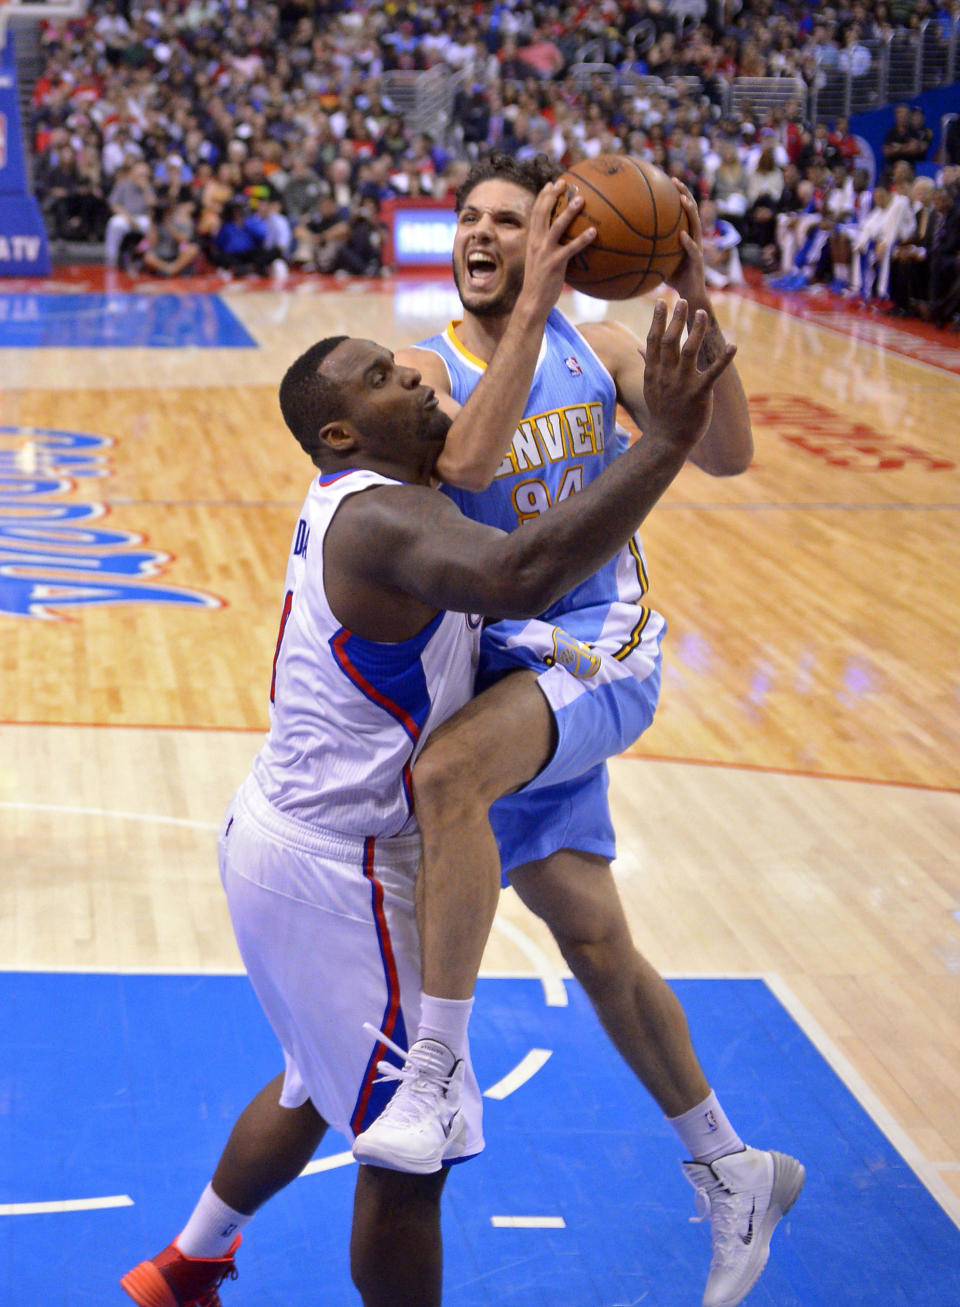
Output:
[621, 750, 960, 796]
[4, 718, 958, 794]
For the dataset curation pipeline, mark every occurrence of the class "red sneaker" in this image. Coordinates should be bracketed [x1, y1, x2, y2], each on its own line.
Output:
[120, 1234, 241, 1307]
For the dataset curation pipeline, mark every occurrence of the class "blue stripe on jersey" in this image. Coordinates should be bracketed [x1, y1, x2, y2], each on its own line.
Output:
[350, 837, 410, 1135]
[329, 613, 442, 745]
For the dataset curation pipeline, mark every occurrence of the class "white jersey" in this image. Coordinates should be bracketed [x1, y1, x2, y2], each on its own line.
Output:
[252, 467, 481, 838]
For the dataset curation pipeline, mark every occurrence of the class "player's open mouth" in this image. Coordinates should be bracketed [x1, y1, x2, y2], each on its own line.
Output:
[465, 249, 498, 288]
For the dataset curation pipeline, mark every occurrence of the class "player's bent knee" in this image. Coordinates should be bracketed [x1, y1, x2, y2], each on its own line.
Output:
[554, 923, 638, 996]
[412, 736, 503, 817]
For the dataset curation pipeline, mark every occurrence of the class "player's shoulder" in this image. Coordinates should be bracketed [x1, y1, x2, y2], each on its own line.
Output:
[573, 316, 642, 366]
[395, 343, 452, 391]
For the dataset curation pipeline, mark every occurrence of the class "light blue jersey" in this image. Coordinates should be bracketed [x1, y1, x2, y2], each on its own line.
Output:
[419, 308, 649, 624]
[417, 309, 666, 872]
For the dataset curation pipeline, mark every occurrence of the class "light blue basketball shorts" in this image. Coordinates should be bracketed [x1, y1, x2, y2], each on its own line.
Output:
[477, 602, 666, 876]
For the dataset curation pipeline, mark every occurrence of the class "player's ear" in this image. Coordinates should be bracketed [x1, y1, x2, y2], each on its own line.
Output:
[319, 420, 361, 454]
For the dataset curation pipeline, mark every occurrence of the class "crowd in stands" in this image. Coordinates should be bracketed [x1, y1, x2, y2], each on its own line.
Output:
[25, 0, 960, 325]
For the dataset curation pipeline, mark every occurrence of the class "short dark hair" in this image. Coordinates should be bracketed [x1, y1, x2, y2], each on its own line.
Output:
[278, 336, 349, 465]
[454, 151, 562, 213]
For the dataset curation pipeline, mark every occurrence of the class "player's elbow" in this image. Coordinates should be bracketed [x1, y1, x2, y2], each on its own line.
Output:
[716, 444, 754, 476]
[690, 440, 753, 477]
[490, 557, 566, 620]
[433, 450, 496, 493]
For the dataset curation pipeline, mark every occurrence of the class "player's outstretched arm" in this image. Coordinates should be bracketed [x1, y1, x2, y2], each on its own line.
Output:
[337, 302, 734, 624]
[666, 182, 753, 476]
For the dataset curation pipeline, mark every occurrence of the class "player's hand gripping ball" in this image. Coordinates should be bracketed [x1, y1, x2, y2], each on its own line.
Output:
[555, 154, 689, 300]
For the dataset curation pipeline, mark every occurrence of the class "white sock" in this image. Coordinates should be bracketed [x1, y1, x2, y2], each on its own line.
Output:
[668, 1090, 745, 1165]
[834, 262, 850, 284]
[417, 992, 474, 1061]
[175, 1183, 251, 1259]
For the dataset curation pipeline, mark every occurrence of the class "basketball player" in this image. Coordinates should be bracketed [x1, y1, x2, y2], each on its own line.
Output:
[120, 304, 735, 1307]
[352, 155, 804, 1307]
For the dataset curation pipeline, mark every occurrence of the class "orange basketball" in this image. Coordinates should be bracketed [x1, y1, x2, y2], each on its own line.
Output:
[556, 155, 689, 300]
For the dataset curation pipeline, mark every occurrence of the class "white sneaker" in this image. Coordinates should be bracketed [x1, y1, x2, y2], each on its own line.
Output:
[352, 1024, 465, 1174]
[683, 1146, 805, 1307]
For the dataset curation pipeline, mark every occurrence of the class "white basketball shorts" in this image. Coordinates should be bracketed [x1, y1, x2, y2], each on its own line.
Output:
[217, 773, 485, 1159]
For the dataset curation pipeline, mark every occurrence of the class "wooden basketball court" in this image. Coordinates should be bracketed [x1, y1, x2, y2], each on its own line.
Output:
[2, 270, 959, 1292]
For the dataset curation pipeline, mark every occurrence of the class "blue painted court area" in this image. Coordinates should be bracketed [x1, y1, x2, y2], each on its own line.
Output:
[1, 972, 958, 1306]
[0, 293, 256, 347]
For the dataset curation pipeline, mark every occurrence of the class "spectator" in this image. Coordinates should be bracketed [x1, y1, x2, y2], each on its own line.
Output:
[837, 22, 872, 78]
[240, 156, 281, 212]
[329, 195, 386, 277]
[210, 202, 288, 280]
[828, 166, 875, 292]
[70, 144, 111, 242]
[889, 176, 938, 313]
[868, 160, 920, 302]
[884, 103, 920, 173]
[797, 121, 841, 173]
[140, 202, 201, 278]
[455, 86, 492, 159]
[326, 157, 355, 209]
[283, 159, 324, 223]
[261, 197, 294, 268]
[710, 138, 750, 230]
[102, 124, 141, 179]
[38, 143, 84, 240]
[95, 1, 132, 66]
[744, 140, 785, 268]
[907, 106, 933, 167]
[105, 159, 155, 268]
[912, 178, 960, 325]
[771, 177, 822, 282]
[377, 113, 409, 162]
[699, 198, 745, 288]
[197, 162, 238, 242]
[293, 192, 351, 271]
[154, 155, 192, 208]
[848, 185, 898, 300]
[829, 116, 860, 172]
[944, 114, 960, 167]
[806, 21, 841, 71]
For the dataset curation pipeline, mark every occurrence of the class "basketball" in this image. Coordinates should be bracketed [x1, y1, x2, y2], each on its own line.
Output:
[555, 155, 689, 300]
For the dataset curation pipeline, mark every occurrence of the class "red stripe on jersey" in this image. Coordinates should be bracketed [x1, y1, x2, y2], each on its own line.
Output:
[317, 469, 362, 485]
[350, 836, 403, 1135]
[331, 627, 422, 742]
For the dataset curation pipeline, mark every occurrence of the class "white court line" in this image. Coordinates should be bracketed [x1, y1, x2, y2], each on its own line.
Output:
[301, 1151, 355, 1176]
[1, 1041, 553, 1214]
[0, 1195, 133, 1216]
[0, 801, 218, 832]
[490, 917, 567, 1006]
[1, 969, 954, 1235]
[483, 1048, 552, 1100]
[490, 1215, 566, 1228]
[0, 963, 248, 976]
[763, 973, 960, 1232]
[298, 1050, 555, 1178]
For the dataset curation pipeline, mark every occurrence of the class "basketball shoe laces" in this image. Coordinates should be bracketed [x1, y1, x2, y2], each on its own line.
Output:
[361, 1022, 459, 1126]
[688, 1171, 756, 1271]
[193, 1269, 238, 1307]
